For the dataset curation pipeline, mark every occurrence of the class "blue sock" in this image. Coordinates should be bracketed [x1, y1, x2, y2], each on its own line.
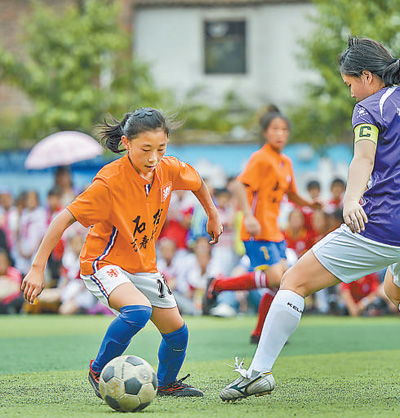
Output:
[91, 305, 152, 373]
[157, 323, 188, 387]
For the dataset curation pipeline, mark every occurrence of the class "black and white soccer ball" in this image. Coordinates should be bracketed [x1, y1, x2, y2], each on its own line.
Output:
[99, 355, 158, 412]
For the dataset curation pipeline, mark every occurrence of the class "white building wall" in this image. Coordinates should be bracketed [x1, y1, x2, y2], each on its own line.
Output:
[133, 3, 317, 108]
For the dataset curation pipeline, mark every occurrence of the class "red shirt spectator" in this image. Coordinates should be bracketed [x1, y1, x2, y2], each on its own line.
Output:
[339, 273, 380, 316]
[283, 208, 314, 257]
[0, 250, 22, 306]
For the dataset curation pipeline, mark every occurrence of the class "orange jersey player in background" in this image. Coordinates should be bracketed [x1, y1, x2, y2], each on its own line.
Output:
[22, 107, 222, 399]
[204, 106, 320, 343]
[238, 134, 298, 244]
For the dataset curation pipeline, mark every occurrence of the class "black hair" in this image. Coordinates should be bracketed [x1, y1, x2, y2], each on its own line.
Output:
[259, 104, 290, 132]
[99, 108, 171, 154]
[0, 247, 10, 260]
[307, 180, 321, 191]
[47, 186, 62, 197]
[214, 187, 231, 197]
[339, 37, 400, 86]
[55, 166, 71, 177]
[331, 177, 346, 188]
[54, 166, 74, 187]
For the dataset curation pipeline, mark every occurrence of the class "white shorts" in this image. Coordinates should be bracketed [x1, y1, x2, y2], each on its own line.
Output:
[312, 224, 400, 284]
[81, 265, 177, 315]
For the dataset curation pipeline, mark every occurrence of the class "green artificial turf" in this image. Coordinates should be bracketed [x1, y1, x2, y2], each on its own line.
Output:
[1, 314, 400, 417]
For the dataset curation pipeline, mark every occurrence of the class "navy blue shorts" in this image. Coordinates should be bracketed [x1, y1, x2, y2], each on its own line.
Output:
[244, 240, 287, 271]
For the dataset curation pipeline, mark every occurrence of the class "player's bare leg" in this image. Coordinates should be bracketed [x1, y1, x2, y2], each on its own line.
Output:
[108, 282, 151, 311]
[383, 268, 400, 310]
[220, 251, 340, 401]
[150, 306, 184, 333]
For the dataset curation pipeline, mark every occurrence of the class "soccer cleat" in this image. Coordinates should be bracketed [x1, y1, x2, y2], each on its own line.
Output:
[209, 302, 237, 318]
[202, 276, 220, 315]
[220, 357, 275, 402]
[157, 374, 204, 397]
[88, 360, 102, 399]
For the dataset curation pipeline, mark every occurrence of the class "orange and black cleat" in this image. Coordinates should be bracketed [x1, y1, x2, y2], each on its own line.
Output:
[88, 360, 102, 399]
[157, 374, 203, 397]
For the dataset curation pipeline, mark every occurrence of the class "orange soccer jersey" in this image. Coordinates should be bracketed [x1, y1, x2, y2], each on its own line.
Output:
[67, 155, 201, 276]
[238, 143, 297, 242]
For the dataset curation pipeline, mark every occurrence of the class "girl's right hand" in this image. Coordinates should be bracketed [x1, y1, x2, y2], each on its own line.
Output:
[343, 200, 368, 233]
[244, 213, 261, 237]
[21, 269, 45, 304]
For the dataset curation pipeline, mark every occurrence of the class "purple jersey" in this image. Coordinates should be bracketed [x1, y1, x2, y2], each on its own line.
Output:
[352, 86, 400, 246]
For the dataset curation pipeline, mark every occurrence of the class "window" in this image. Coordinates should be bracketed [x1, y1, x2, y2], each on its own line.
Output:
[204, 20, 246, 74]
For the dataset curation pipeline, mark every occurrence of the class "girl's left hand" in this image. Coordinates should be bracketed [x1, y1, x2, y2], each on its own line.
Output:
[207, 215, 223, 244]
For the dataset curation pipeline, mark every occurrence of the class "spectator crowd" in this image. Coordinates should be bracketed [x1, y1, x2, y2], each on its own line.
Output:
[0, 168, 395, 318]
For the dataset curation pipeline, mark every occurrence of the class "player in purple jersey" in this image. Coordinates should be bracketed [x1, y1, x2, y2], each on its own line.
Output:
[219, 37, 400, 402]
[350, 84, 400, 245]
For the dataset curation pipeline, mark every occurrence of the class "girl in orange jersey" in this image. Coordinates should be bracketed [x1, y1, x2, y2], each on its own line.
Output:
[204, 107, 320, 342]
[22, 108, 223, 398]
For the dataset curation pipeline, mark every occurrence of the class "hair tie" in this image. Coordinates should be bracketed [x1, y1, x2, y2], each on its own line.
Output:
[122, 109, 155, 136]
[132, 108, 154, 119]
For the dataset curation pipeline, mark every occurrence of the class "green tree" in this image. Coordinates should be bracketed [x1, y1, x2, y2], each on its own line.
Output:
[289, 0, 400, 146]
[0, 0, 169, 148]
[173, 88, 255, 144]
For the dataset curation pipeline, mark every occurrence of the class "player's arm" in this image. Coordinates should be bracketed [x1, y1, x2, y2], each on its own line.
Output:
[286, 191, 321, 210]
[21, 209, 76, 304]
[343, 124, 377, 233]
[192, 179, 223, 244]
[231, 179, 261, 237]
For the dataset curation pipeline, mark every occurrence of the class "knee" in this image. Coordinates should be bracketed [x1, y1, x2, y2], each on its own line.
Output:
[280, 268, 295, 290]
[120, 305, 153, 329]
[280, 268, 306, 296]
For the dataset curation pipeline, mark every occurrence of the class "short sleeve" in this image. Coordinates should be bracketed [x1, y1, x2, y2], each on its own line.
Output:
[67, 178, 112, 228]
[352, 104, 376, 129]
[237, 153, 264, 192]
[170, 159, 202, 191]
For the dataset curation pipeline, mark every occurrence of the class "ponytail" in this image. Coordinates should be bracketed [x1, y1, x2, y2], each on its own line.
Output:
[99, 113, 131, 154]
[340, 37, 400, 87]
[259, 104, 290, 132]
[98, 108, 170, 154]
[382, 58, 400, 87]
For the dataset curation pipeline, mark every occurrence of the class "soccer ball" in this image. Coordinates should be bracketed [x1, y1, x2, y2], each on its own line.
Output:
[99, 355, 158, 412]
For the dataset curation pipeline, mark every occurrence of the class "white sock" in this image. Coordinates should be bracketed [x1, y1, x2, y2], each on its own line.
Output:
[248, 289, 304, 374]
